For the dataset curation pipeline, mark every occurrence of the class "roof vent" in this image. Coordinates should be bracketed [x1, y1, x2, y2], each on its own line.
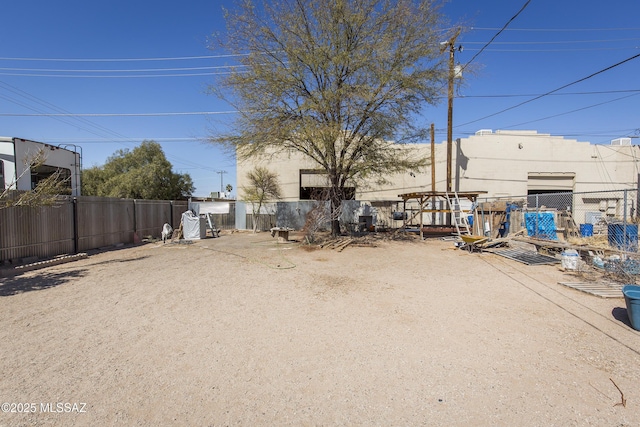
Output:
[611, 138, 631, 146]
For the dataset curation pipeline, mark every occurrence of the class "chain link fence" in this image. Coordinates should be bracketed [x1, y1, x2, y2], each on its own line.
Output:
[478, 189, 638, 249]
[477, 189, 640, 283]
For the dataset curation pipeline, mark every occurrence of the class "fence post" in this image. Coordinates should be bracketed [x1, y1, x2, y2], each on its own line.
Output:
[637, 175, 640, 221]
[624, 189, 628, 248]
[133, 199, 138, 242]
[534, 194, 540, 237]
[73, 197, 79, 254]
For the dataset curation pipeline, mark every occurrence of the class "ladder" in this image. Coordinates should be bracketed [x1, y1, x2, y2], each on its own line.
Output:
[445, 192, 471, 237]
[205, 213, 220, 238]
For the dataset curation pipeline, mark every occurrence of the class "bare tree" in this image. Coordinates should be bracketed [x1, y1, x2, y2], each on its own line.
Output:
[242, 166, 282, 233]
[0, 148, 70, 208]
[210, 0, 449, 235]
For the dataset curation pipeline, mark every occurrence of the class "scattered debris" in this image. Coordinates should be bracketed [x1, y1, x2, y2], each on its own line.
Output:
[168, 239, 194, 245]
[320, 238, 353, 252]
[489, 247, 560, 265]
[610, 378, 627, 408]
[557, 281, 623, 298]
[1, 253, 88, 277]
[317, 235, 381, 251]
[171, 223, 184, 241]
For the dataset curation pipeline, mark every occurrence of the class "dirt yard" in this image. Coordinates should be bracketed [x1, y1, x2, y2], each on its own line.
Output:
[1, 231, 639, 426]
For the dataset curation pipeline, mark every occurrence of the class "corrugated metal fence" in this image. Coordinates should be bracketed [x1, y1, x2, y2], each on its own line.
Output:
[0, 197, 189, 263]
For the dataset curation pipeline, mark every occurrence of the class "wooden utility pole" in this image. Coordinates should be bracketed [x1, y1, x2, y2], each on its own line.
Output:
[445, 29, 461, 193]
[430, 123, 436, 224]
[430, 123, 436, 192]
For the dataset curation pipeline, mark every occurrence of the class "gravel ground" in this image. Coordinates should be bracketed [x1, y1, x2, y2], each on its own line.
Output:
[1, 231, 639, 426]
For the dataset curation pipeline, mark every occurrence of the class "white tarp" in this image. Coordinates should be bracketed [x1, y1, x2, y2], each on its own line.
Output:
[181, 210, 206, 240]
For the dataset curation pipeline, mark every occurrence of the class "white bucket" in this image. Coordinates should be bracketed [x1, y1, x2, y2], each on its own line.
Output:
[561, 250, 579, 270]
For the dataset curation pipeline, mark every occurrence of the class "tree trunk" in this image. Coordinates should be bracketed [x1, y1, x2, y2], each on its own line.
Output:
[329, 179, 343, 237]
[330, 200, 341, 236]
[252, 203, 260, 234]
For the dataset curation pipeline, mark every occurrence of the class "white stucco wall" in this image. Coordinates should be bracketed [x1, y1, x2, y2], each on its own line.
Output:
[235, 130, 640, 203]
[237, 149, 322, 202]
[453, 130, 638, 197]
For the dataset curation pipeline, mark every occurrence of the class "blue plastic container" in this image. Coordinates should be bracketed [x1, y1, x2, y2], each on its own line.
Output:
[580, 223, 593, 237]
[608, 224, 638, 251]
[524, 212, 558, 240]
[622, 285, 640, 331]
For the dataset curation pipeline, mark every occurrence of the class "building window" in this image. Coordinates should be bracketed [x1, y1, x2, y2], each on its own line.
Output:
[299, 169, 355, 200]
[0, 160, 4, 190]
[526, 172, 575, 211]
[30, 164, 72, 194]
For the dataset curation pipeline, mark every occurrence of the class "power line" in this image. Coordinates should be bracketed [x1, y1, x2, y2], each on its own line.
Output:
[5, 88, 635, 117]
[0, 65, 246, 73]
[458, 89, 640, 99]
[0, 111, 238, 117]
[0, 54, 248, 62]
[501, 92, 640, 129]
[0, 71, 234, 78]
[462, 0, 531, 70]
[456, 51, 640, 128]
[0, 82, 133, 142]
[470, 27, 640, 32]
[44, 137, 207, 144]
[0, 80, 223, 173]
[463, 47, 640, 53]
[462, 37, 640, 45]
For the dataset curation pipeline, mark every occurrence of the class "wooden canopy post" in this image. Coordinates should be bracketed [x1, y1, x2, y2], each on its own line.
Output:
[419, 195, 424, 240]
[396, 191, 487, 238]
[402, 198, 407, 233]
[431, 123, 436, 225]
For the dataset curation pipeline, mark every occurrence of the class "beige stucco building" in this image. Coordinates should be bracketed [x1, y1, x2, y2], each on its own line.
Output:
[235, 130, 639, 230]
[237, 130, 639, 202]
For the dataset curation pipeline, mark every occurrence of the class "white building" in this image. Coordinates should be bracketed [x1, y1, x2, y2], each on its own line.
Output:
[235, 130, 640, 229]
[450, 130, 637, 197]
[0, 137, 82, 196]
[237, 130, 639, 202]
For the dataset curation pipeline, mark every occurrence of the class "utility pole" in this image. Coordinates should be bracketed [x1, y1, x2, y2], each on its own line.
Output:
[444, 29, 461, 193]
[430, 123, 436, 225]
[216, 170, 227, 195]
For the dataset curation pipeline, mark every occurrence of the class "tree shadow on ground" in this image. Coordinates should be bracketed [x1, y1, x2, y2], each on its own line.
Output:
[82, 255, 149, 268]
[0, 269, 88, 297]
[612, 307, 632, 328]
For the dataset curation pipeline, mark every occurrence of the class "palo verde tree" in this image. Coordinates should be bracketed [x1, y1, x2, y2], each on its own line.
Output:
[82, 140, 194, 200]
[211, 0, 450, 234]
[242, 166, 282, 233]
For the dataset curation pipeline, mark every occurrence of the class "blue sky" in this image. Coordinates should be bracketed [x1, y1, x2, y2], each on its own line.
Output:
[1, 1, 639, 197]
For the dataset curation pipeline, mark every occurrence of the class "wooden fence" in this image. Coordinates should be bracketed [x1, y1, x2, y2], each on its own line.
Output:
[0, 197, 189, 264]
[246, 214, 277, 231]
[209, 203, 237, 231]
